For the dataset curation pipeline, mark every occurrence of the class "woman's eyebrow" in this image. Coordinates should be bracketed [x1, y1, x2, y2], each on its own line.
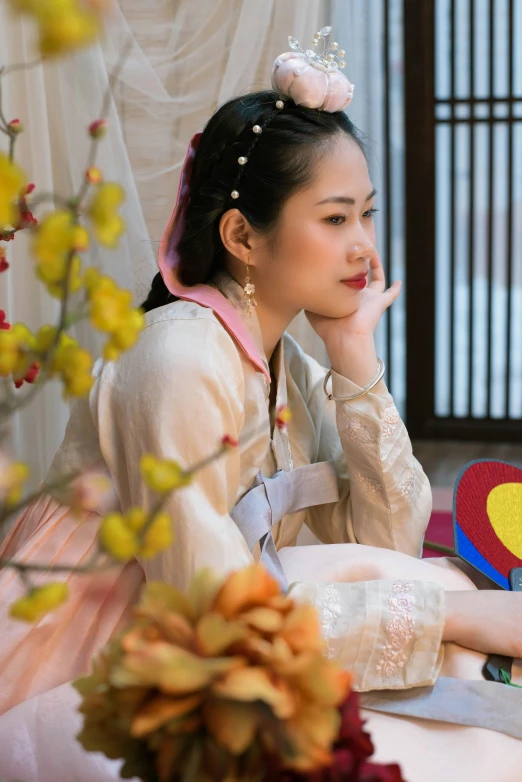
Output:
[315, 188, 378, 206]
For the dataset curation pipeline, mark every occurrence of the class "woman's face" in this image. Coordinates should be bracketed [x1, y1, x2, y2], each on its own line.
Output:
[255, 134, 379, 320]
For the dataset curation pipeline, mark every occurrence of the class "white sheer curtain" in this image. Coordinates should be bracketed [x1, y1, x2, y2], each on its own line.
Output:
[3, 0, 400, 487]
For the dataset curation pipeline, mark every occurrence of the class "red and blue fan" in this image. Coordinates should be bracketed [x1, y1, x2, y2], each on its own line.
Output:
[453, 459, 522, 591]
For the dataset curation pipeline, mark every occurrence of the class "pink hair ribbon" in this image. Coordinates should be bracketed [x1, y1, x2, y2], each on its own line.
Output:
[158, 132, 270, 382]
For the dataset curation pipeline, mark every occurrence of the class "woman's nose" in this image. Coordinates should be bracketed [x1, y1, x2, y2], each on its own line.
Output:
[350, 242, 375, 265]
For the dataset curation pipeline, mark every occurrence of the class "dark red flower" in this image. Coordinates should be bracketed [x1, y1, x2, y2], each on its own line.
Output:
[264, 692, 406, 782]
[14, 361, 40, 388]
[89, 119, 108, 139]
[0, 310, 11, 330]
[18, 183, 38, 229]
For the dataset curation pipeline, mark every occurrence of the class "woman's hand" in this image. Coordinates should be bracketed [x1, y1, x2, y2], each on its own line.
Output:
[444, 590, 522, 658]
[306, 255, 402, 345]
[305, 256, 402, 387]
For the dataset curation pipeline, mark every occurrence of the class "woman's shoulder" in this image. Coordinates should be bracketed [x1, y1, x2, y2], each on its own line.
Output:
[94, 300, 245, 400]
[143, 297, 222, 331]
[140, 299, 240, 359]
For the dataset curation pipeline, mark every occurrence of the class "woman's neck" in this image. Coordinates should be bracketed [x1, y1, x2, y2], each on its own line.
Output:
[254, 299, 295, 363]
[222, 262, 296, 362]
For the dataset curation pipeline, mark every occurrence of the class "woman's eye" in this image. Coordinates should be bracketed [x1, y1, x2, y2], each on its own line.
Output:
[326, 215, 346, 225]
[363, 208, 379, 219]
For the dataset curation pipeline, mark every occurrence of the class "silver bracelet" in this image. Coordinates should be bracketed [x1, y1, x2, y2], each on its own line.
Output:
[323, 358, 386, 402]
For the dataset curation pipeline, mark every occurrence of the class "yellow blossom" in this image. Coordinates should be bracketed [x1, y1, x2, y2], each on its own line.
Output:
[101, 309, 145, 361]
[109, 309, 145, 350]
[35, 324, 58, 353]
[89, 277, 133, 332]
[7, 0, 104, 57]
[99, 512, 140, 561]
[0, 459, 29, 507]
[140, 454, 192, 494]
[42, 332, 94, 397]
[102, 340, 120, 362]
[0, 330, 20, 375]
[124, 507, 147, 532]
[57, 344, 94, 397]
[0, 153, 26, 229]
[42, 256, 84, 299]
[84, 270, 144, 360]
[83, 266, 102, 293]
[87, 183, 125, 248]
[9, 582, 69, 623]
[99, 506, 173, 562]
[140, 511, 173, 559]
[33, 211, 88, 294]
[0, 323, 35, 378]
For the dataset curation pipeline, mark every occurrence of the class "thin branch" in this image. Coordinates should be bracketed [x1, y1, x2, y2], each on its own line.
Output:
[75, 34, 134, 205]
[423, 540, 455, 556]
[0, 77, 10, 132]
[0, 464, 97, 531]
[1, 58, 43, 78]
[0, 555, 112, 576]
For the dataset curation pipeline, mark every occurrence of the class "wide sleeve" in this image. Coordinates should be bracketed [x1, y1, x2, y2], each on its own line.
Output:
[91, 316, 254, 590]
[302, 357, 432, 557]
[290, 578, 445, 692]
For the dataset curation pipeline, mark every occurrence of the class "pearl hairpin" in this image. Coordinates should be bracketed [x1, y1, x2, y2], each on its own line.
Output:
[230, 99, 286, 200]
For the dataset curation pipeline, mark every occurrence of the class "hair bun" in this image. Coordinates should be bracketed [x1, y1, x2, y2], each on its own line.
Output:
[272, 30, 354, 113]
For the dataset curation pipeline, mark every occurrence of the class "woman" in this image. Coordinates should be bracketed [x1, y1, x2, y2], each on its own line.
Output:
[0, 39, 521, 782]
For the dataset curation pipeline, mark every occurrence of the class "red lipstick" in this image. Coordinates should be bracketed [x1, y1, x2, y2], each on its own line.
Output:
[341, 273, 367, 291]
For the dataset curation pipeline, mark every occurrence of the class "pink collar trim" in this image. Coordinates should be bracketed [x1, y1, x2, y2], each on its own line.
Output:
[158, 134, 270, 383]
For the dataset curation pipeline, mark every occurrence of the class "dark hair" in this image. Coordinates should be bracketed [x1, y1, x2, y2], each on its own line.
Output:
[142, 89, 365, 313]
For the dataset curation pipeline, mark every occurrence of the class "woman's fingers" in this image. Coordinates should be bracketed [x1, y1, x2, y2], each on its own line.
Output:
[383, 279, 402, 307]
[368, 256, 386, 292]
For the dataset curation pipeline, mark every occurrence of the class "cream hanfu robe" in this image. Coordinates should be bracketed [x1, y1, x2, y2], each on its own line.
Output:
[0, 269, 521, 782]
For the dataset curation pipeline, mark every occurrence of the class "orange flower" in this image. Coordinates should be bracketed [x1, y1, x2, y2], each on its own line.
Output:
[85, 166, 103, 184]
[275, 404, 292, 430]
[75, 565, 351, 782]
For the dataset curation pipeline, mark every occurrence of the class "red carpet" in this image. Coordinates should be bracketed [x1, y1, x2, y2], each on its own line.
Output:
[422, 511, 454, 558]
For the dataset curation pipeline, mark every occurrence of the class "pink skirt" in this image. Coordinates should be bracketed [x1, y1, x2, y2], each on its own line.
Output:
[2, 498, 522, 782]
[0, 494, 144, 716]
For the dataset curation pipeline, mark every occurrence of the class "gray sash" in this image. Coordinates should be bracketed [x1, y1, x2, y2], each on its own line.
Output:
[230, 461, 339, 590]
[361, 676, 522, 739]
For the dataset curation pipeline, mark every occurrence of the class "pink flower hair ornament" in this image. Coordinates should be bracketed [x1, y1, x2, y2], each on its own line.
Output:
[272, 27, 355, 112]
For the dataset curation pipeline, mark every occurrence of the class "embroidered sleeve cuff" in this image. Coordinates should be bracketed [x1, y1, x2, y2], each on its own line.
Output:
[289, 579, 445, 693]
[330, 368, 390, 408]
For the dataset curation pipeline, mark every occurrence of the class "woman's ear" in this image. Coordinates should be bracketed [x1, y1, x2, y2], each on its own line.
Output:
[219, 208, 257, 265]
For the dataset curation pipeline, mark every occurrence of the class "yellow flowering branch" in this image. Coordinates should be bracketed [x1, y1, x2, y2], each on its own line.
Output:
[0, 465, 87, 531]
[0, 35, 134, 419]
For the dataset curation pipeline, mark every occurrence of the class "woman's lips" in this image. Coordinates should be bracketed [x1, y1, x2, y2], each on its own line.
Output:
[341, 273, 367, 291]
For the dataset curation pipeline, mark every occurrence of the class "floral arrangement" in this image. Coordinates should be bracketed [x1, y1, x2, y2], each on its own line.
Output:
[76, 564, 404, 782]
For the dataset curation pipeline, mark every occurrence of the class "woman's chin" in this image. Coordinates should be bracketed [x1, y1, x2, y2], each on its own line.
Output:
[302, 289, 361, 320]
[326, 296, 361, 319]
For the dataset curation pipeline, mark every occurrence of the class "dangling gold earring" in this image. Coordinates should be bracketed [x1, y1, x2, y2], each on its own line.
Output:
[243, 258, 257, 318]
